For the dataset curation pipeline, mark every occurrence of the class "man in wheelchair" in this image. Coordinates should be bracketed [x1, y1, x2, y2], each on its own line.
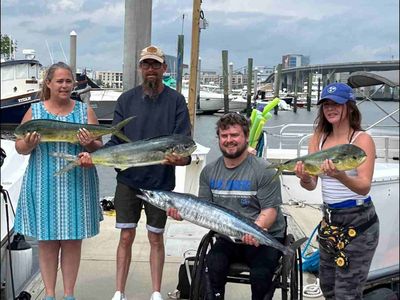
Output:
[168, 113, 286, 300]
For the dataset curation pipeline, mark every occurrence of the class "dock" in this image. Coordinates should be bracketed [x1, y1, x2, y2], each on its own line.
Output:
[25, 204, 324, 300]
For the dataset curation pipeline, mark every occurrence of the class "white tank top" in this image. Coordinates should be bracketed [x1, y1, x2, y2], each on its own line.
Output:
[319, 131, 370, 205]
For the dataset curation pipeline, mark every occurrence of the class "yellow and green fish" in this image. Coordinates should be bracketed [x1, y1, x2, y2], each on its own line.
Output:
[267, 144, 367, 177]
[51, 134, 197, 175]
[14, 116, 134, 143]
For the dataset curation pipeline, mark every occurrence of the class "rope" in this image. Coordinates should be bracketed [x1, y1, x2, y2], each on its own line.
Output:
[301, 224, 323, 298]
[303, 278, 323, 298]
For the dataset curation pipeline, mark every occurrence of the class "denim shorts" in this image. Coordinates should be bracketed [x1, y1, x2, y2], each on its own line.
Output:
[113, 182, 167, 233]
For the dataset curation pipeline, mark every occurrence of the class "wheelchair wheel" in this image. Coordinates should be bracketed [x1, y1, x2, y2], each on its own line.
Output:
[287, 235, 305, 300]
[281, 234, 296, 300]
[190, 231, 215, 300]
[289, 251, 299, 300]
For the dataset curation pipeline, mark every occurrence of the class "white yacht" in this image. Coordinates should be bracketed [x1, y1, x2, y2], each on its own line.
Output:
[1, 50, 42, 124]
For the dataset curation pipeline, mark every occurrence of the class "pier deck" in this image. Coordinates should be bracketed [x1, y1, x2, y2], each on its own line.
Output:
[27, 204, 323, 300]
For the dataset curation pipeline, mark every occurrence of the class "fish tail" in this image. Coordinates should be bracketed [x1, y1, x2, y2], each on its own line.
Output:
[54, 162, 78, 176]
[281, 237, 308, 275]
[50, 152, 79, 175]
[112, 116, 135, 142]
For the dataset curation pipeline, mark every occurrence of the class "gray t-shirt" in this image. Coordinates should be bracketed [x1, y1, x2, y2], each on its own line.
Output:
[199, 155, 286, 237]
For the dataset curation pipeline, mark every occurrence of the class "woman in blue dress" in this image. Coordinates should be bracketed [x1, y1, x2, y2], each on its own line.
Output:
[14, 62, 103, 300]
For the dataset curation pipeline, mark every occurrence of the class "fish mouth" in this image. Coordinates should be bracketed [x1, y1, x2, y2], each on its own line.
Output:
[137, 189, 150, 201]
[188, 144, 197, 154]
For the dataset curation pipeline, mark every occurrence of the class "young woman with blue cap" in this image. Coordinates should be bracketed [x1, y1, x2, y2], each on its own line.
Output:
[294, 82, 379, 299]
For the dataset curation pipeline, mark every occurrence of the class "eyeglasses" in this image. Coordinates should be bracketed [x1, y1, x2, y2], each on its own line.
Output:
[140, 61, 163, 70]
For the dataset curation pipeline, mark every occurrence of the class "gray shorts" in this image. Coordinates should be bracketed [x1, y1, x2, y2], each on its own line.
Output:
[113, 182, 167, 234]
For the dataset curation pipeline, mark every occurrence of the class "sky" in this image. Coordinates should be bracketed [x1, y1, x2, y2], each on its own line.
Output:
[1, 0, 399, 73]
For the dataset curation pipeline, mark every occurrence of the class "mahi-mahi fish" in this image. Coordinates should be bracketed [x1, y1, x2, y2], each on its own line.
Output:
[137, 189, 296, 256]
[14, 116, 134, 143]
[51, 134, 196, 175]
[268, 144, 367, 177]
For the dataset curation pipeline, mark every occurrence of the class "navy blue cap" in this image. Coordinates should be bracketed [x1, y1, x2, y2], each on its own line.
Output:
[317, 82, 355, 105]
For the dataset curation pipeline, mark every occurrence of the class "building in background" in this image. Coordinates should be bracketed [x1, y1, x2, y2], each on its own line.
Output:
[282, 54, 310, 69]
[94, 71, 123, 88]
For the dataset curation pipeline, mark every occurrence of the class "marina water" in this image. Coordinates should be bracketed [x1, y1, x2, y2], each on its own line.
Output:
[1, 101, 398, 199]
[96, 100, 399, 198]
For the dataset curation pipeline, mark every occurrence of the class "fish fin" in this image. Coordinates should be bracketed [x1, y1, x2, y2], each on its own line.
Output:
[271, 168, 282, 181]
[112, 116, 135, 142]
[54, 162, 78, 176]
[113, 131, 132, 143]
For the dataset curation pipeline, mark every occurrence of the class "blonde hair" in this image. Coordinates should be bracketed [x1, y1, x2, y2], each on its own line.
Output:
[40, 62, 74, 100]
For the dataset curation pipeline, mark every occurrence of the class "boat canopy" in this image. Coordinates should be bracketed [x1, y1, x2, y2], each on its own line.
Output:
[348, 71, 399, 88]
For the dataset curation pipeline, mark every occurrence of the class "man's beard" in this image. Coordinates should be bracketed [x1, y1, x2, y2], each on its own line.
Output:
[143, 77, 161, 99]
[220, 142, 247, 159]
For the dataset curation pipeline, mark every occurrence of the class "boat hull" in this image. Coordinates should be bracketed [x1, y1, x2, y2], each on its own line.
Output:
[1, 91, 41, 125]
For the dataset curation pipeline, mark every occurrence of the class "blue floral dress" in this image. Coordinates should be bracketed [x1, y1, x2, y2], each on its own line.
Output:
[14, 101, 102, 240]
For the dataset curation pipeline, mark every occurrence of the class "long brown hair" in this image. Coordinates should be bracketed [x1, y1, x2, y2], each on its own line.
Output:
[40, 62, 74, 100]
[314, 101, 363, 135]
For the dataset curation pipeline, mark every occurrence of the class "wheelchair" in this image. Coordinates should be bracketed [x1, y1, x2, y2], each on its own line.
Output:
[189, 218, 307, 300]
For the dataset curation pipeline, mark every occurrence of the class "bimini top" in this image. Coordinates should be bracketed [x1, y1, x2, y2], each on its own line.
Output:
[347, 71, 399, 88]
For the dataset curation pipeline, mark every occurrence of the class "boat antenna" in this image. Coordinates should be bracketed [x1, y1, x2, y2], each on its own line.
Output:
[59, 41, 68, 63]
[45, 40, 54, 64]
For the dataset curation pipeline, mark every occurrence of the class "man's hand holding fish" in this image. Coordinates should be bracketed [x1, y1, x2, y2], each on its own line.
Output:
[163, 152, 191, 166]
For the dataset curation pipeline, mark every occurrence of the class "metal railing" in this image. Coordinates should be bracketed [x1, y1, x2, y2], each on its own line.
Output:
[263, 124, 399, 161]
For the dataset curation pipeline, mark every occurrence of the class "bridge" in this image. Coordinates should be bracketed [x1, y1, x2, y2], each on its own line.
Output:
[264, 60, 399, 92]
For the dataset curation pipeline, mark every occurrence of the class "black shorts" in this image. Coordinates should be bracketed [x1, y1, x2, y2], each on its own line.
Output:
[113, 182, 167, 233]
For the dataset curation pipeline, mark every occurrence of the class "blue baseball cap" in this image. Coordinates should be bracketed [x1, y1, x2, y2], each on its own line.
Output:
[317, 82, 355, 105]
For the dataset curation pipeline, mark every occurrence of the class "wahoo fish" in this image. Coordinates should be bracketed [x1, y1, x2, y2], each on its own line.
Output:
[14, 116, 134, 143]
[268, 144, 367, 177]
[137, 189, 296, 256]
[51, 134, 196, 175]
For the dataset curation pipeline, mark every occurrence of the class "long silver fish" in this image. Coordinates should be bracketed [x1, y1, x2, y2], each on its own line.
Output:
[51, 134, 196, 175]
[137, 189, 295, 256]
[14, 116, 134, 143]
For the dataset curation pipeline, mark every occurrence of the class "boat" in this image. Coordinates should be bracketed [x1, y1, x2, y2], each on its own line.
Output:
[1, 50, 42, 125]
[181, 84, 225, 114]
[261, 71, 399, 297]
[89, 88, 122, 121]
[1, 139, 32, 299]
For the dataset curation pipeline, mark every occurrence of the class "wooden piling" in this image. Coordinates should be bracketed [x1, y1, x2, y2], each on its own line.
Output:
[293, 70, 299, 113]
[176, 34, 184, 93]
[188, 0, 201, 135]
[307, 72, 312, 111]
[273, 63, 282, 115]
[222, 50, 229, 113]
[246, 58, 253, 117]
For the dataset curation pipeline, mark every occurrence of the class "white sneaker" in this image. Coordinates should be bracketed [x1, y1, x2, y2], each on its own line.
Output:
[111, 291, 127, 300]
[150, 291, 164, 300]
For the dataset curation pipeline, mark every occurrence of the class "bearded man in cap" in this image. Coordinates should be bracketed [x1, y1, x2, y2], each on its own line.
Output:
[81, 45, 191, 300]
